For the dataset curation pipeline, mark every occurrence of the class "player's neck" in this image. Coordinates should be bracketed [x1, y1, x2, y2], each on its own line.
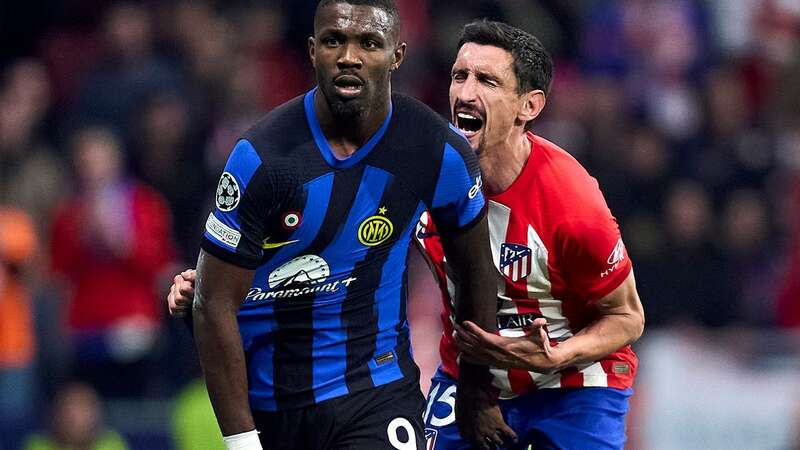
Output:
[314, 89, 391, 159]
[479, 132, 531, 196]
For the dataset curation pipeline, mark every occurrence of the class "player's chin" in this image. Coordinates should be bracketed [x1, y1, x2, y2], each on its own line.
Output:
[463, 129, 482, 152]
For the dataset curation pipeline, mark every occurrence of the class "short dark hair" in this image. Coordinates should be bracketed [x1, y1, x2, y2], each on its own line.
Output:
[316, 0, 401, 37]
[457, 20, 552, 96]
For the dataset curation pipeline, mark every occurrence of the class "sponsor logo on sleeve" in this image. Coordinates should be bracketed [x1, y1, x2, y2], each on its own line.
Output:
[358, 206, 394, 247]
[601, 238, 626, 278]
[215, 172, 240, 211]
[205, 213, 241, 248]
[468, 175, 482, 199]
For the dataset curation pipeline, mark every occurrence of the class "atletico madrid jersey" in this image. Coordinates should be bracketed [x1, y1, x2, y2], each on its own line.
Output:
[415, 132, 637, 397]
[200, 88, 485, 411]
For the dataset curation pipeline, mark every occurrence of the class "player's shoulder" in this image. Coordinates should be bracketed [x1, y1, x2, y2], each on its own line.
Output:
[531, 133, 593, 180]
[240, 93, 308, 159]
[530, 134, 597, 193]
[528, 132, 612, 216]
[390, 92, 467, 149]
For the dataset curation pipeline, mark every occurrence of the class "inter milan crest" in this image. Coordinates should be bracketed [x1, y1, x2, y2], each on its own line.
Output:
[358, 206, 394, 247]
[215, 172, 240, 212]
[499, 243, 533, 282]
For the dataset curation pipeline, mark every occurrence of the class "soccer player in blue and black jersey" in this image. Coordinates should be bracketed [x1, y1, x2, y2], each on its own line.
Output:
[184, 1, 510, 449]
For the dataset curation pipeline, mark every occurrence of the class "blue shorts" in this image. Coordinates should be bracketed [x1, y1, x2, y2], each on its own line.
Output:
[423, 367, 631, 450]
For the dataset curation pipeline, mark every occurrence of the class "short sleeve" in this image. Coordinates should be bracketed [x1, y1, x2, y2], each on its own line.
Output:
[428, 127, 485, 231]
[200, 139, 273, 269]
[555, 215, 632, 303]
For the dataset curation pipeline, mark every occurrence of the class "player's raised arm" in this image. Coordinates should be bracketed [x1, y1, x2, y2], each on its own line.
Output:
[192, 138, 275, 449]
[192, 250, 258, 440]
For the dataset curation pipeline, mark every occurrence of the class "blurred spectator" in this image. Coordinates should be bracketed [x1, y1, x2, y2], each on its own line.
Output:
[22, 381, 129, 450]
[205, 54, 268, 173]
[71, 2, 183, 145]
[171, 379, 224, 450]
[0, 59, 67, 233]
[645, 180, 736, 327]
[0, 207, 38, 450]
[132, 92, 207, 262]
[49, 126, 175, 398]
[234, 4, 310, 111]
[720, 189, 781, 326]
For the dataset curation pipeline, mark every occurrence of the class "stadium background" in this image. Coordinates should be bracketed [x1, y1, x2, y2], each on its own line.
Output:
[1, 0, 799, 449]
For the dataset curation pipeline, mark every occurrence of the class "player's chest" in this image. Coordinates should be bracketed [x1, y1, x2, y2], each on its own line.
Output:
[487, 200, 551, 291]
[263, 167, 423, 263]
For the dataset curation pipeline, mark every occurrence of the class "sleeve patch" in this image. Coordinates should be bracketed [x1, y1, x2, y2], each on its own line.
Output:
[205, 212, 242, 248]
[215, 172, 241, 211]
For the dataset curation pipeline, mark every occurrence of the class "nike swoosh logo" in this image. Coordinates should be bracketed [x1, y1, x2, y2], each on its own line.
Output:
[262, 238, 299, 249]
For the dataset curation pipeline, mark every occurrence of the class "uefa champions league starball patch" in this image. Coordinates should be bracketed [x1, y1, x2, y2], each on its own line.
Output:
[216, 172, 240, 211]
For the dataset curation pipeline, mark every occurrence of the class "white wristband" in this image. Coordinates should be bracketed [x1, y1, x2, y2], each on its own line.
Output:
[223, 429, 262, 450]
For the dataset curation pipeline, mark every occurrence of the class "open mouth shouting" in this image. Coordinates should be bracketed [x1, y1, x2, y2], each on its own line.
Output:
[333, 74, 364, 99]
[454, 105, 485, 140]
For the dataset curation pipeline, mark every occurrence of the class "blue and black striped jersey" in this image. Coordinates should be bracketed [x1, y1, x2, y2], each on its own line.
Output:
[201, 87, 485, 411]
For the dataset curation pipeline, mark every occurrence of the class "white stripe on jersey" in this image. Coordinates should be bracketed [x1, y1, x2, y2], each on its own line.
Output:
[579, 362, 609, 387]
[490, 368, 513, 394]
[488, 200, 511, 276]
[488, 201, 516, 312]
[524, 224, 551, 297]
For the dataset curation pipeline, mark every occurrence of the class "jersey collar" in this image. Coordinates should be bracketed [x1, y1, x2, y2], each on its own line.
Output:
[304, 87, 393, 169]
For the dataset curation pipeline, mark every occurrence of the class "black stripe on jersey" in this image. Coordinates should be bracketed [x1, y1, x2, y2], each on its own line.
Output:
[343, 176, 422, 393]
[395, 264, 419, 382]
[272, 166, 365, 410]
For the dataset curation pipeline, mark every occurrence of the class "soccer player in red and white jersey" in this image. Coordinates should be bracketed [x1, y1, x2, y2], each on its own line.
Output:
[417, 20, 645, 450]
[167, 19, 644, 450]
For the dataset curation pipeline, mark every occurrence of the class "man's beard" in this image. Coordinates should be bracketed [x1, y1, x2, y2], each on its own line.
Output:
[327, 96, 366, 118]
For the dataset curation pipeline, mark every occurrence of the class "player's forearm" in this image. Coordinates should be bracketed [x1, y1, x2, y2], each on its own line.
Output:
[441, 214, 498, 393]
[551, 311, 643, 371]
[442, 214, 496, 332]
[193, 295, 255, 436]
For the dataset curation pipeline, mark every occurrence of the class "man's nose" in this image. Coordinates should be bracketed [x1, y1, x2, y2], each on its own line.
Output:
[337, 42, 363, 70]
[456, 75, 479, 103]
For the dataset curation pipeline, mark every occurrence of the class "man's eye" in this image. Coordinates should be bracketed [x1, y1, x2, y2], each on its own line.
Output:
[325, 37, 341, 46]
[364, 40, 379, 49]
[452, 72, 466, 81]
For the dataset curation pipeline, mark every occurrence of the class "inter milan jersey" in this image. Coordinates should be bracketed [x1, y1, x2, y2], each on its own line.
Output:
[201, 88, 485, 411]
[416, 132, 637, 398]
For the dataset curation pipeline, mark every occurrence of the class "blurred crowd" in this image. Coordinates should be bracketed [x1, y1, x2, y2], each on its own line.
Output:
[0, 0, 799, 448]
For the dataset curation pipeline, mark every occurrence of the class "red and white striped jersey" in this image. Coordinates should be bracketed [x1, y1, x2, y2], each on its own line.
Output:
[415, 132, 637, 398]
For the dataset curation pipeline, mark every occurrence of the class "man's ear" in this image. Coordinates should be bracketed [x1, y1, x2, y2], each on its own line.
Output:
[308, 36, 317, 68]
[391, 42, 407, 72]
[519, 90, 546, 123]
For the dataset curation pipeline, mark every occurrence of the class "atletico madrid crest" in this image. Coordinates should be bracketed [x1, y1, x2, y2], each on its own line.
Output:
[499, 243, 532, 282]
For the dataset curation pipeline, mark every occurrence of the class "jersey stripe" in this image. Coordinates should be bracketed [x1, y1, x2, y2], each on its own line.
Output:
[369, 200, 427, 386]
[272, 167, 363, 410]
[261, 173, 334, 268]
[313, 166, 390, 403]
[340, 171, 424, 394]
[219, 139, 263, 229]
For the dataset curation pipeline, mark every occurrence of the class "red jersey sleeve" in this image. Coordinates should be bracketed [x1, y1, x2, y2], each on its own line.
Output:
[555, 213, 632, 304]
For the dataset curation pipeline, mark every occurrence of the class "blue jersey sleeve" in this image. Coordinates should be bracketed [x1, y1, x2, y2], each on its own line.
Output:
[201, 139, 274, 269]
[429, 128, 485, 231]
